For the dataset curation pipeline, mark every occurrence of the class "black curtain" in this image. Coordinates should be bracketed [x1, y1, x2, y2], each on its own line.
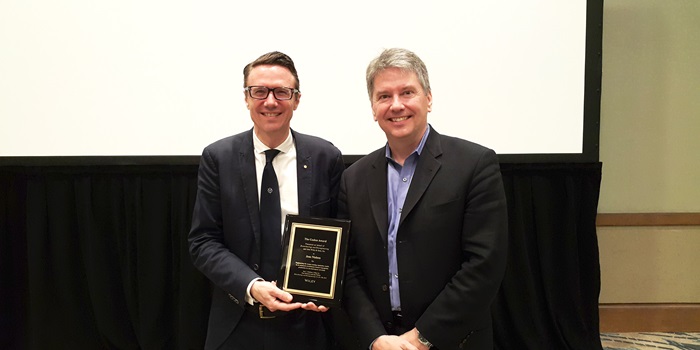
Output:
[493, 163, 603, 349]
[0, 162, 602, 350]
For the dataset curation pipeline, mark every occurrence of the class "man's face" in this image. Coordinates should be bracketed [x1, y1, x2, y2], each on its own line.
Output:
[245, 65, 300, 141]
[370, 67, 432, 146]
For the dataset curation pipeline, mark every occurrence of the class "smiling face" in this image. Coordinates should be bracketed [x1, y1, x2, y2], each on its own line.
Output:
[371, 67, 432, 150]
[245, 64, 300, 148]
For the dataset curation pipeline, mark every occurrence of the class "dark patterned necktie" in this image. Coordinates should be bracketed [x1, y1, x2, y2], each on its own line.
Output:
[260, 149, 281, 281]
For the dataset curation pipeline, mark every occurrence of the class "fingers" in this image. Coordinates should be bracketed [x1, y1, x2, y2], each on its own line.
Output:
[398, 328, 429, 350]
[300, 302, 329, 312]
[267, 298, 302, 312]
[251, 280, 289, 301]
[249, 281, 331, 314]
[268, 285, 294, 303]
[250, 280, 300, 312]
[372, 335, 418, 350]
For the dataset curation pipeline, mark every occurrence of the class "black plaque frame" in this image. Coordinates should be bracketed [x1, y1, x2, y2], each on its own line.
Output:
[277, 215, 351, 307]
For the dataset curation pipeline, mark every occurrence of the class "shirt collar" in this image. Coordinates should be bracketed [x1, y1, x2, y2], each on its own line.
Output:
[385, 124, 431, 161]
[253, 130, 294, 155]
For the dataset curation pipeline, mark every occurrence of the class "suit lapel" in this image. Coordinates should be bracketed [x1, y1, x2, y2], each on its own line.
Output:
[238, 130, 263, 248]
[368, 151, 390, 244]
[293, 131, 312, 217]
[400, 129, 441, 226]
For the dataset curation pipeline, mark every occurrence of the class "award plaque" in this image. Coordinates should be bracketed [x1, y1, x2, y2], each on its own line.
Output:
[277, 215, 351, 307]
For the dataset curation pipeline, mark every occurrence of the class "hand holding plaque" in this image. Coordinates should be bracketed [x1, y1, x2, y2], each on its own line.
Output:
[277, 215, 350, 307]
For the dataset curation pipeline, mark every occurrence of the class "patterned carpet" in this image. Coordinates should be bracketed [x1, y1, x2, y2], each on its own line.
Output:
[601, 332, 700, 350]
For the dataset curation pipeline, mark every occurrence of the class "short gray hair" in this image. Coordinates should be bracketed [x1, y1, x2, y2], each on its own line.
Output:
[365, 48, 431, 100]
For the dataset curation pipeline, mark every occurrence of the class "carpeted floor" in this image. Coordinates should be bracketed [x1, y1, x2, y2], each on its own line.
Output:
[601, 332, 700, 350]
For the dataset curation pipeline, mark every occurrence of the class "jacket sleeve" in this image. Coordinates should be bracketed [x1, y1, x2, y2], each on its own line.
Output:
[188, 146, 259, 305]
[415, 148, 508, 349]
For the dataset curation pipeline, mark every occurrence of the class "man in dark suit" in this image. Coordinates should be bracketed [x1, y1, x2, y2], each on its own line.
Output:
[339, 48, 508, 350]
[189, 51, 345, 349]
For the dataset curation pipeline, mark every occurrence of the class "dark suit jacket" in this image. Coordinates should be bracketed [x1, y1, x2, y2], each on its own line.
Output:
[339, 127, 508, 350]
[189, 128, 345, 349]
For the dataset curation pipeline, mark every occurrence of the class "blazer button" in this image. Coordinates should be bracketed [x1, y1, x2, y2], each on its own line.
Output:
[253, 264, 259, 271]
[381, 284, 388, 292]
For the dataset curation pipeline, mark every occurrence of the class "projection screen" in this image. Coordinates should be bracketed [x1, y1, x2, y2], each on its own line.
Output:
[0, 0, 602, 164]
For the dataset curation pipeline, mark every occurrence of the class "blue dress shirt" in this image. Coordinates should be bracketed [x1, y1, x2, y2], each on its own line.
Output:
[385, 125, 430, 311]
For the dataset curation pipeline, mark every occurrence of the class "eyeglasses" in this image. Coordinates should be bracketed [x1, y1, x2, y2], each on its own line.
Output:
[245, 86, 299, 100]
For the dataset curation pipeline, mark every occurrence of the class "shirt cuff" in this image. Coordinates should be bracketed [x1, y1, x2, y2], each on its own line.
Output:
[245, 278, 264, 305]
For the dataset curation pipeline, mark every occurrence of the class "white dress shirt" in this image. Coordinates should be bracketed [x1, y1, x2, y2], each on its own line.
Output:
[246, 131, 299, 304]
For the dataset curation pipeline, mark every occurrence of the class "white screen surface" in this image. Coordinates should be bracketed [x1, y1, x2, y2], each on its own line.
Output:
[0, 0, 588, 157]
